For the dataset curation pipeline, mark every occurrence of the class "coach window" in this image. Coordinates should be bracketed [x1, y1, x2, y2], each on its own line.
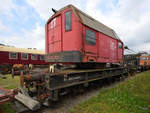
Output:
[65, 11, 71, 31]
[31, 54, 37, 60]
[9, 52, 18, 59]
[119, 42, 123, 48]
[85, 29, 96, 45]
[21, 53, 28, 60]
[40, 55, 45, 60]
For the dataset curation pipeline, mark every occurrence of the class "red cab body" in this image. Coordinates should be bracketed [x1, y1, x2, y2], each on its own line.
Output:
[45, 5, 124, 64]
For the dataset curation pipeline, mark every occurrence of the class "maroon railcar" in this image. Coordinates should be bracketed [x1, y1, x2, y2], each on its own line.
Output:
[0, 45, 47, 73]
[0, 45, 46, 65]
[45, 5, 124, 65]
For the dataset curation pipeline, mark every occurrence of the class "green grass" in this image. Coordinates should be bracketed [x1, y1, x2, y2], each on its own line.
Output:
[0, 102, 16, 113]
[70, 70, 150, 113]
[0, 74, 19, 89]
[0, 74, 19, 113]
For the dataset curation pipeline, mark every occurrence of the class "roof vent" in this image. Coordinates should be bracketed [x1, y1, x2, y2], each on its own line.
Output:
[52, 8, 58, 13]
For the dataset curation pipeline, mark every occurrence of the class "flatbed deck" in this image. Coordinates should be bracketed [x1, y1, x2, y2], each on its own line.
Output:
[44, 67, 129, 91]
[50, 67, 126, 75]
[17, 66, 134, 109]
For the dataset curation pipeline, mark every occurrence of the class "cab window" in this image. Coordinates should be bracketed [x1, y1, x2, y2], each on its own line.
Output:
[118, 42, 123, 48]
[65, 11, 71, 31]
[85, 29, 96, 45]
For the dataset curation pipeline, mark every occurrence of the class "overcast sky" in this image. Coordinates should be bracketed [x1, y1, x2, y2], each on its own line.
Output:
[0, 0, 150, 53]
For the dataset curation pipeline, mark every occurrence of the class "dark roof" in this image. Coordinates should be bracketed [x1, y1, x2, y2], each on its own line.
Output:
[49, 4, 121, 40]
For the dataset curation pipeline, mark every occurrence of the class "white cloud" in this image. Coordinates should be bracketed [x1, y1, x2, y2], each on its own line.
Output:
[85, 0, 150, 53]
[1, 23, 45, 50]
[0, 0, 45, 50]
[0, 20, 7, 31]
[0, 0, 17, 17]
[26, 0, 82, 20]
[21, 23, 45, 49]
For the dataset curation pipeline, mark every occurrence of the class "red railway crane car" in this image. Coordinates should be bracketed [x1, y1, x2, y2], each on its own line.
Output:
[45, 5, 123, 66]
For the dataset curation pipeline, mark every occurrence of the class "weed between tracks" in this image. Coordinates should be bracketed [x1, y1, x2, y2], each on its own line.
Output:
[70, 70, 150, 113]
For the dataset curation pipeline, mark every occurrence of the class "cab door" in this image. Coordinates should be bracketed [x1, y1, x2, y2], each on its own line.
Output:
[83, 27, 98, 62]
[47, 14, 62, 53]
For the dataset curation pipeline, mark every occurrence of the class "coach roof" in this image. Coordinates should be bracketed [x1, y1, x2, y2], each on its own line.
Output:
[49, 4, 121, 40]
[0, 45, 45, 54]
